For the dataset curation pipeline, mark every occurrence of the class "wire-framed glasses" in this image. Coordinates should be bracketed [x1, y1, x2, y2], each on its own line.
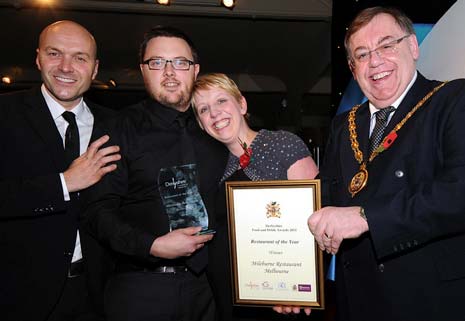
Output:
[142, 57, 194, 70]
[351, 34, 411, 64]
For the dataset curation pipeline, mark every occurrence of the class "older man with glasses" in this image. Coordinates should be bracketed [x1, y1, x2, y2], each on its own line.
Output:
[306, 6, 465, 321]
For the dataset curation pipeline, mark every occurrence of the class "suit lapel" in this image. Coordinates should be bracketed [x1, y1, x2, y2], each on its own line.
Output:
[23, 88, 66, 170]
[86, 100, 109, 145]
[356, 102, 371, 157]
[385, 73, 435, 135]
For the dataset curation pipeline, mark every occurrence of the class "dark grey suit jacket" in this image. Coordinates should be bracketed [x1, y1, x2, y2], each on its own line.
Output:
[0, 87, 114, 321]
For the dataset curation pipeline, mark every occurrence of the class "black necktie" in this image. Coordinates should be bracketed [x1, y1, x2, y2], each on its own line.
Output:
[176, 113, 196, 165]
[62, 111, 80, 167]
[369, 106, 395, 155]
[176, 112, 207, 274]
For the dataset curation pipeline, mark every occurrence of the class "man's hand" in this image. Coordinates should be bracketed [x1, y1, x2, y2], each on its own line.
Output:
[64, 135, 120, 192]
[150, 226, 214, 259]
[308, 206, 369, 254]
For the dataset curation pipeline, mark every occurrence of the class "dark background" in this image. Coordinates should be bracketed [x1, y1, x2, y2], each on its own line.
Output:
[0, 1, 459, 320]
[0, 0, 457, 160]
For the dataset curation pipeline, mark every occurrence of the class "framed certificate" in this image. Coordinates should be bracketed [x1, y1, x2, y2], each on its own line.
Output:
[225, 179, 324, 309]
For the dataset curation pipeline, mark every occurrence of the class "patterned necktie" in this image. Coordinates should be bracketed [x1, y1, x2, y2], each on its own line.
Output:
[369, 106, 395, 155]
[62, 111, 80, 167]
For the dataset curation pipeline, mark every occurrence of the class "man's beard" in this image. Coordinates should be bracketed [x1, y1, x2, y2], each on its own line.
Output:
[153, 89, 192, 112]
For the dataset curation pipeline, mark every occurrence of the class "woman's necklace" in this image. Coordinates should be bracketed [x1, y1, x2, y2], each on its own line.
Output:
[347, 82, 447, 197]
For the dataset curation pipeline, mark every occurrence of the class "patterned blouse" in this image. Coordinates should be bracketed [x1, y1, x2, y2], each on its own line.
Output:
[221, 129, 311, 182]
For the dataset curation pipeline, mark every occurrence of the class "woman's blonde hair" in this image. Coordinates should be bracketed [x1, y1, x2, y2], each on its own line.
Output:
[191, 73, 242, 112]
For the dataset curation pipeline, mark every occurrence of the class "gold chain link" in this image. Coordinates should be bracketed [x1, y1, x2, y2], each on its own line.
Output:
[348, 81, 447, 165]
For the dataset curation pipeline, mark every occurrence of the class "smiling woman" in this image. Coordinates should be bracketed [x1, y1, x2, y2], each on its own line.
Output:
[191, 72, 319, 321]
[192, 72, 318, 181]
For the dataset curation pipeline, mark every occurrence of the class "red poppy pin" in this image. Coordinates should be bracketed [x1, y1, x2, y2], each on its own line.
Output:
[376, 131, 398, 153]
[238, 138, 253, 169]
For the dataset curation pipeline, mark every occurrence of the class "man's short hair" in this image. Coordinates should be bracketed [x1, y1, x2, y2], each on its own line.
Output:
[344, 6, 415, 58]
[139, 25, 199, 64]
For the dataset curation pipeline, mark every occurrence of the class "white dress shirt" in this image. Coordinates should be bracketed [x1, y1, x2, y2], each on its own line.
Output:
[369, 71, 418, 136]
[41, 85, 95, 263]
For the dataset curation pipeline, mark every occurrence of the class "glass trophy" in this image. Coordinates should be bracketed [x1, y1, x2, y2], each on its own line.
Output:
[158, 164, 208, 230]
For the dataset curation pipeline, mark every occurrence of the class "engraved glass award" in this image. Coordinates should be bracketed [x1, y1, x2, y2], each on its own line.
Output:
[158, 164, 208, 230]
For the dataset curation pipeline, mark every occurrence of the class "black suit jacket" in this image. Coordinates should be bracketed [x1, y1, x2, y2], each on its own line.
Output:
[0, 87, 114, 321]
[321, 73, 465, 321]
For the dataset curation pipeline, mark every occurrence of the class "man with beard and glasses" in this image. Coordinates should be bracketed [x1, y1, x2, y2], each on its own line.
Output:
[83, 26, 227, 321]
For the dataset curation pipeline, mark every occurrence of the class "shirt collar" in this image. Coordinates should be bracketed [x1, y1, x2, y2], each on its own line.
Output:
[144, 98, 194, 127]
[41, 84, 85, 121]
[369, 70, 418, 116]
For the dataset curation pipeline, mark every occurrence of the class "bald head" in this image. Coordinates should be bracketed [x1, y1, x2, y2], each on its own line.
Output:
[35, 20, 99, 109]
[39, 20, 97, 59]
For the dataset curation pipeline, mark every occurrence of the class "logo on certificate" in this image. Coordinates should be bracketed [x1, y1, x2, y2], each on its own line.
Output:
[293, 284, 312, 292]
[266, 201, 281, 218]
[245, 281, 259, 289]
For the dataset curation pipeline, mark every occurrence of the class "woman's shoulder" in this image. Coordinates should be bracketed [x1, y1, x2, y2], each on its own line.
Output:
[253, 129, 310, 163]
[256, 129, 306, 146]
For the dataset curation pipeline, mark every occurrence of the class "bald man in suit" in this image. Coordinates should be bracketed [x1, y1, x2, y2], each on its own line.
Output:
[0, 21, 120, 321]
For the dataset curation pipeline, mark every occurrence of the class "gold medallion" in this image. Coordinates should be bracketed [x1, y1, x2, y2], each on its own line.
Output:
[349, 164, 368, 197]
[346, 82, 446, 198]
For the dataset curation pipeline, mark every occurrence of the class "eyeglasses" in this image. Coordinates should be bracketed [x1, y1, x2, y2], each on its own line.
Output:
[351, 34, 411, 64]
[142, 57, 195, 70]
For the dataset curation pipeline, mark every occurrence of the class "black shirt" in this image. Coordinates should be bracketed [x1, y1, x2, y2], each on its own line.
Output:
[84, 99, 227, 266]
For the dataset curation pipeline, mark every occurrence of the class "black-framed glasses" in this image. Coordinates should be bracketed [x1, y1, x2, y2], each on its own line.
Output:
[142, 58, 194, 70]
[351, 34, 411, 64]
